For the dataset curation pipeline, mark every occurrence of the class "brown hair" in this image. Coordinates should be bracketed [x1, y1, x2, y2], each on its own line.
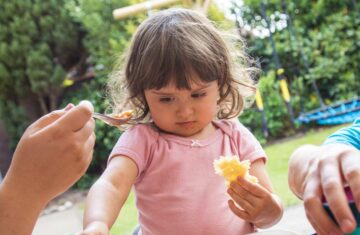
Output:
[108, 8, 257, 122]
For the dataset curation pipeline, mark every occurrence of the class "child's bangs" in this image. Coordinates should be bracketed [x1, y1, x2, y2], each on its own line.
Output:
[144, 63, 217, 91]
[141, 28, 222, 90]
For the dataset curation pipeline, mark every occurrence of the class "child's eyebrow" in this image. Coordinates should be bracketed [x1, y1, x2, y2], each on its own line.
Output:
[192, 84, 212, 91]
[150, 91, 174, 96]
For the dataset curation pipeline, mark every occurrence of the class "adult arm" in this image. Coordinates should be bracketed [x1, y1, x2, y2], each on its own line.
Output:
[0, 101, 95, 235]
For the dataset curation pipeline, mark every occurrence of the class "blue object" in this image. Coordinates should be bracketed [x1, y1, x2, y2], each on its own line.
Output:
[324, 117, 360, 149]
[296, 97, 360, 125]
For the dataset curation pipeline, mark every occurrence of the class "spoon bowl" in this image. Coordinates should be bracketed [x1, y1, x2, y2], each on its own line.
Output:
[92, 112, 132, 128]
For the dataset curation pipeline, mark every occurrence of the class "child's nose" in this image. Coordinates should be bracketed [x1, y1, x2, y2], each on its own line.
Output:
[176, 102, 193, 118]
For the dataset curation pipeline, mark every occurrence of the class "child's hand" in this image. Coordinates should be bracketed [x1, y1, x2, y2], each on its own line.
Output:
[80, 221, 109, 235]
[227, 176, 282, 228]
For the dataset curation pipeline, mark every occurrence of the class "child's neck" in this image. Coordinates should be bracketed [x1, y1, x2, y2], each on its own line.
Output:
[151, 121, 217, 140]
[182, 121, 217, 140]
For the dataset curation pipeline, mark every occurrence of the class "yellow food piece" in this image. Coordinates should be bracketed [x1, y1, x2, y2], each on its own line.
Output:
[112, 110, 133, 119]
[213, 156, 258, 185]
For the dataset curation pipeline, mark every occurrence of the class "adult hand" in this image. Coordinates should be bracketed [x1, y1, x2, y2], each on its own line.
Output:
[2, 100, 96, 203]
[0, 100, 96, 235]
[293, 143, 360, 234]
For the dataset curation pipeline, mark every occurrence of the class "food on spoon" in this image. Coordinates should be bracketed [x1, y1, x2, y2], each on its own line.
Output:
[213, 155, 258, 186]
[112, 110, 133, 119]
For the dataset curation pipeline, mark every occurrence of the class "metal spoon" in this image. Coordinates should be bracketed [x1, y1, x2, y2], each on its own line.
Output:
[92, 112, 132, 128]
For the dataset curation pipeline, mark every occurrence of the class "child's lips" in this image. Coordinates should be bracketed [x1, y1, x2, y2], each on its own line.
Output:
[177, 121, 196, 128]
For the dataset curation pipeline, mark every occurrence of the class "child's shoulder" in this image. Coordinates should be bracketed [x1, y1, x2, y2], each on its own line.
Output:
[215, 119, 248, 133]
[215, 119, 257, 141]
[122, 123, 160, 140]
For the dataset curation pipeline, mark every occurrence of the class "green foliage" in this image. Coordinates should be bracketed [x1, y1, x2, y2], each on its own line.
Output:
[0, 0, 85, 150]
[232, 0, 360, 141]
[0, 102, 28, 149]
[207, 3, 236, 30]
[62, 0, 143, 186]
[240, 70, 293, 144]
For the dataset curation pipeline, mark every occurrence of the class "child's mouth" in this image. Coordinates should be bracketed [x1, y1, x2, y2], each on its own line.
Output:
[177, 121, 196, 128]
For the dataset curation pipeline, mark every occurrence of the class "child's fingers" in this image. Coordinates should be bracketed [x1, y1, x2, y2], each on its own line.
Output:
[229, 181, 261, 205]
[236, 176, 268, 197]
[227, 187, 255, 212]
[228, 200, 251, 221]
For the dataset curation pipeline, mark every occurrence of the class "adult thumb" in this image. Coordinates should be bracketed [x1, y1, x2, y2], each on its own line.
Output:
[56, 100, 94, 132]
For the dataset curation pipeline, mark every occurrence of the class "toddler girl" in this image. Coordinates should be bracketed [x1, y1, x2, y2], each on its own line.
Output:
[82, 8, 283, 235]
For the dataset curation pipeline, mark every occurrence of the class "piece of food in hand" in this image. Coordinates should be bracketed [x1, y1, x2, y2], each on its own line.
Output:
[112, 110, 133, 119]
[213, 156, 258, 186]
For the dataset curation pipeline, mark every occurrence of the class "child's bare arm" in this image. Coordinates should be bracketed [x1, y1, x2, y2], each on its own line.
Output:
[227, 159, 283, 228]
[82, 156, 138, 234]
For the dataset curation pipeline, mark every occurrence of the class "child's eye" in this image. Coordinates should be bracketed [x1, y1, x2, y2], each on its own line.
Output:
[159, 97, 174, 103]
[191, 92, 206, 98]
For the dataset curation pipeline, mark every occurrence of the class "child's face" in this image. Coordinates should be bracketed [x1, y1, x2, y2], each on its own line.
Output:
[144, 77, 219, 138]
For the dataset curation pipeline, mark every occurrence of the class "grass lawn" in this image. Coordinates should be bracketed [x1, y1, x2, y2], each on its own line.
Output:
[110, 124, 349, 235]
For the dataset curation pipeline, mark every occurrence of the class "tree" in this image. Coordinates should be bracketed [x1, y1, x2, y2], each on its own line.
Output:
[231, 0, 360, 141]
[0, 0, 87, 148]
[62, 0, 144, 188]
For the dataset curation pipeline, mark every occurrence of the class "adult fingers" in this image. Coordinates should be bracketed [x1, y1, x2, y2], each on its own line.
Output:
[74, 118, 95, 142]
[28, 104, 75, 133]
[303, 169, 343, 235]
[340, 148, 360, 211]
[56, 100, 94, 132]
[77, 133, 96, 175]
[84, 132, 96, 165]
[319, 157, 356, 233]
[304, 194, 341, 234]
[305, 212, 327, 235]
